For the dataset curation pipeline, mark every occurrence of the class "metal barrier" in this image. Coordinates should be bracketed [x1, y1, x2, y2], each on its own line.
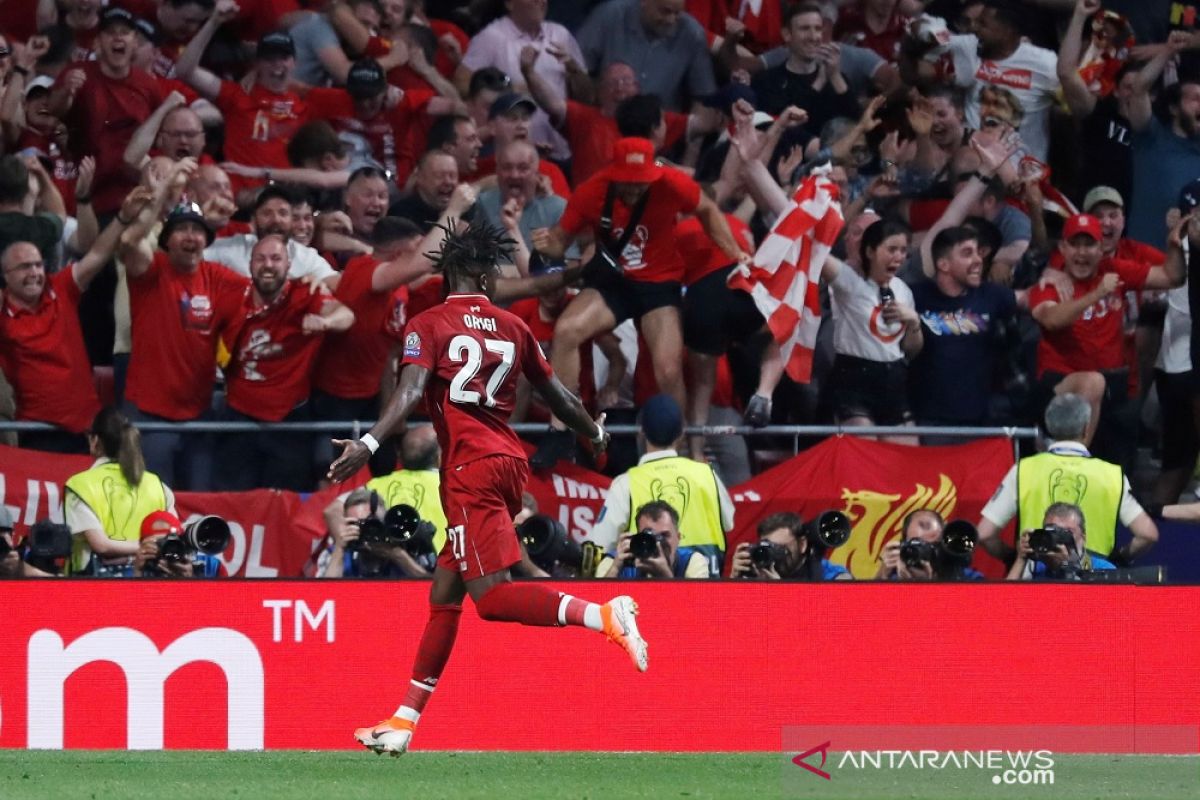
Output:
[0, 420, 1041, 456]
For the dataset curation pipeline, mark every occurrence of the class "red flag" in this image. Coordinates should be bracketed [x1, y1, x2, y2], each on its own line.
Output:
[726, 174, 844, 383]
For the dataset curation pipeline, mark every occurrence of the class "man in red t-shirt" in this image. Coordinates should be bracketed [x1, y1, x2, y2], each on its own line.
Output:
[327, 223, 644, 757]
[309, 214, 458, 471]
[51, 7, 169, 219]
[175, 2, 307, 202]
[0, 189, 151, 450]
[119, 201, 249, 488]
[304, 58, 459, 190]
[214, 235, 354, 491]
[530, 137, 748, 467]
[520, 57, 691, 185]
[1030, 213, 1184, 448]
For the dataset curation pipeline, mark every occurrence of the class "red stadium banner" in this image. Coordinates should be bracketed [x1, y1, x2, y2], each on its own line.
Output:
[0, 581, 1197, 752]
[726, 437, 1015, 578]
[0, 444, 610, 576]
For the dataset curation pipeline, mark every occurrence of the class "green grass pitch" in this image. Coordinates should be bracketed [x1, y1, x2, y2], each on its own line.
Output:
[0, 751, 1195, 799]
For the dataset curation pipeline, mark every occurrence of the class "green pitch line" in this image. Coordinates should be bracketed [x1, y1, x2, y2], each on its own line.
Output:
[0, 751, 1196, 800]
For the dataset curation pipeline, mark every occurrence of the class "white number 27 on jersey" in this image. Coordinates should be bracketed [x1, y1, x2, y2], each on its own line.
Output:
[448, 335, 515, 407]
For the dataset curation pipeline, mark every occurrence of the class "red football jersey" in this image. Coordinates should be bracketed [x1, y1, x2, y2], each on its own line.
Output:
[401, 293, 554, 469]
[304, 87, 434, 187]
[676, 213, 754, 286]
[1030, 258, 1151, 376]
[312, 255, 396, 400]
[215, 81, 306, 196]
[219, 281, 332, 422]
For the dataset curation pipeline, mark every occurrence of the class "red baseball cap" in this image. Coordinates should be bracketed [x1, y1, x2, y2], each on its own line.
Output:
[140, 510, 183, 540]
[608, 138, 662, 183]
[1062, 214, 1102, 241]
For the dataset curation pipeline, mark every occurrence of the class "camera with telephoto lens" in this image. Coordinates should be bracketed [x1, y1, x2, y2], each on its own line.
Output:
[352, 504, 436, 557]
[157, 515, 231, 563]
[518, 514, 582, 572]
[1028, 524, 1075, 558]
[628, 528, 665, 561]
[750, 510, 851, 573]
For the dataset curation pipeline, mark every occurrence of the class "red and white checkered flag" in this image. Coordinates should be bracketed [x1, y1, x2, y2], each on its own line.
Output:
[727, 174, 844, 383]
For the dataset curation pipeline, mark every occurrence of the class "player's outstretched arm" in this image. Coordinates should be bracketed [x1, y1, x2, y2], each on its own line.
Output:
[533, 375, 609, 454]
[327, 364, 431, 482]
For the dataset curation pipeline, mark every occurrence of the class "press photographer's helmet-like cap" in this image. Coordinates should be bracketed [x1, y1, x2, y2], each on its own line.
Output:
[639, 394, 684, 447]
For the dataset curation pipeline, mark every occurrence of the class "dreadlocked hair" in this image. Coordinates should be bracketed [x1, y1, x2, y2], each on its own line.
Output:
[427, 220, 516, 286]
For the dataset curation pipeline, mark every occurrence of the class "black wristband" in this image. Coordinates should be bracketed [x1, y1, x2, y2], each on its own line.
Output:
[12, 66, 29, 77]
[76, 195, 92, 205]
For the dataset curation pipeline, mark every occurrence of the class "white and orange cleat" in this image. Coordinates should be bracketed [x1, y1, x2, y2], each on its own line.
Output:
[354, 717, 416, 756]
[601, 595, 648, 672]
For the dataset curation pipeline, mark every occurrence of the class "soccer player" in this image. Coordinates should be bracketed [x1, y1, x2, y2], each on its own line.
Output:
[327, 223, 648, 756]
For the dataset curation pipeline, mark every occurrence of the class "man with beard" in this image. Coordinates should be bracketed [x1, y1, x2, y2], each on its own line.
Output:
[119, 200, 250, 489]
[0, 188, 152, 452]
[426, 115, 483, 183]
[1126, 30, 1200, 249]
[214, 235, 354, 490]
[175, 0, 307, 203]
[204, 185, 337, 283]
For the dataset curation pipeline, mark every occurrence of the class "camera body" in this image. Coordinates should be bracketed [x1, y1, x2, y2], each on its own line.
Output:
[750, 540, 788, 570]
[899, 538, 938, 568]
[628, 528, 665, 561]
[144, 515, 232, 576]
[1028, 524, 1075, 558]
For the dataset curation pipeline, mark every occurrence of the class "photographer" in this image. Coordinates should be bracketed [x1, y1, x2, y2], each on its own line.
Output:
[0, 507, 53, 578]
[877, 510, 983, 581]
[320, 489, 432, 578]
[730, 512, 852, 581]
[596, 501, 711, 579]
[63, 406, 174, 576]
[1007, 503, 1116, 581]
[132, 511, 224, 578]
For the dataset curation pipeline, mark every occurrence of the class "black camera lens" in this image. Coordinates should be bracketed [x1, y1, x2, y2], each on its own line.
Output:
[156, 534, 190, 562]
[941, 520, 978, 558]
[810, 510, 851, 549]
[186, 515, 231, 555]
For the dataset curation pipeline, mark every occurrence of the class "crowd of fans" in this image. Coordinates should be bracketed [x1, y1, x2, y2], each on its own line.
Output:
[2, 0, 1200, 534]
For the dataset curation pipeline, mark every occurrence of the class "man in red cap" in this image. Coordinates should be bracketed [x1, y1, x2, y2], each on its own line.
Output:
[529, 136, 746, 468]
[1029, 213, 1185, 447]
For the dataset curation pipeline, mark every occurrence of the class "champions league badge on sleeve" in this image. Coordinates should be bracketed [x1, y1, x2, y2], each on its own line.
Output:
[404, 332, 422, 358]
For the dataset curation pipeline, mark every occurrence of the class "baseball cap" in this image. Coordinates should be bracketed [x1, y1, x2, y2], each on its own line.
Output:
[608, 137, 662, 183]
[639, 394, 683, 447]
[140, 510, 183, 540]
[346, 59, 387, 100]
[488, 93, 537, 120]
[1062, 213, 1102, 241]
[158, 201, 215, 250]
[257, 31, 295, 60]
[0, 505, 13, 532]
[98, 6, 137, 32]
[702, 83, 757, 115]
[132, 16, 160, 44]
[1082, 185, 1124, 213]
[23, 75, 55, 99]
[1179, 179, 1200, 214]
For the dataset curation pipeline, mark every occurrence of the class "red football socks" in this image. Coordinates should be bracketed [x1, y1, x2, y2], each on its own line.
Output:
[397, 603, 462, 720]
